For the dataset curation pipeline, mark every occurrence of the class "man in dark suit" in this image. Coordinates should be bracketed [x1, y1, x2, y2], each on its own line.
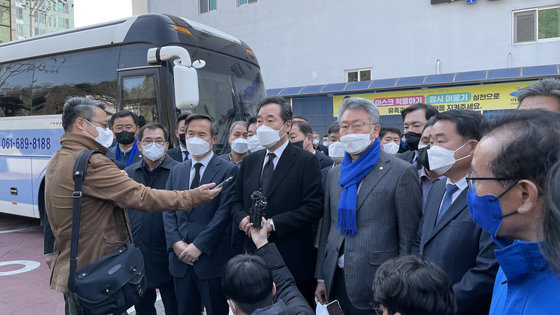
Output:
[315, 97, 422, 314]
[313, 131, 328, 155]
[396, 103, 438, 168]
[167, 113, 190, 162]
[106, 110, 143, 167]
[411, 110, 499, 315]
[126, 123, 179, 315]
[289, 120, 333, 169]
[163, 114, 237, 315]
[218, 120, 249, 166]
[232, 96, 323, 304]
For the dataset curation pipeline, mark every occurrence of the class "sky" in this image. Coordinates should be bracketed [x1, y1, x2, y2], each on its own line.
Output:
[73, 0, 133, 28]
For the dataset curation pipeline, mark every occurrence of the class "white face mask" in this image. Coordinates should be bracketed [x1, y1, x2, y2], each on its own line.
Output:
[231, 138, 249, 154]
[339, 126, 375, 155]
[312, 139, 319, 145]
[186, 137, 211, 158]
[328, 141, 345, 163]
[141, 142, 166, 161]
[248, 135, 264, 152]
[322, 141, 329, 147]
[84, 119, 114, 149]
[418, 144, 428, 150]
[383, 141, 400, 155]
[257, 123, 286, 148]
[427, 142, 472, 175]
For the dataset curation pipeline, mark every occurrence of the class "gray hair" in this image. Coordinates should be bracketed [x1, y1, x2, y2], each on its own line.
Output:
[337, 97, 380, 124]
[62, 97, 106, 132]
[517, 78, 560, 108]
[229, 121, 248, 134]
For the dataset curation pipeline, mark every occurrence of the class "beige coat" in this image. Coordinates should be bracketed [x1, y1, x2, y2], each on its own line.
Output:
[45, 133, 202, 293]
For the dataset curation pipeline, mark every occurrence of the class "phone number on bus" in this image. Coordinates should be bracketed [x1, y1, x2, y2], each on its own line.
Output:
[1, 137, 52, 150]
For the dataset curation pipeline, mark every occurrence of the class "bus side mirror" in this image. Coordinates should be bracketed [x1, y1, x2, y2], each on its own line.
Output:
[147, 46, 201, 110]
[173, 60, 199, 110]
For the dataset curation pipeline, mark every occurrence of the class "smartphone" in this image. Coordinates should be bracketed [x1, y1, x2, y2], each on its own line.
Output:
[214, 176, 234, 189]
[326, 300, 344, 315]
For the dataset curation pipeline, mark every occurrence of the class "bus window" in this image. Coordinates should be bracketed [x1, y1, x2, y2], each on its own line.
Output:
[31, 47, 119, 116]
[121, 74, 159, 127]
[0, 61, 33, 117]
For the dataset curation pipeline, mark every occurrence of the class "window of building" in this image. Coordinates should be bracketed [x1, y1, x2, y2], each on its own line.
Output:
[200, 0, 216, 13]
[0, 5, 10, 27]
[514, 6, 560, 43]
[17, 24, 23, 36]
[345, 68, 372, 82]
[17, 7, 23, 20]
[239, 0, 257, 5]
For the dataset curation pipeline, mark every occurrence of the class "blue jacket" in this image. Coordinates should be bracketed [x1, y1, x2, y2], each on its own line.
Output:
[125, 155, 178, 289]
[490, 239, 560, 315]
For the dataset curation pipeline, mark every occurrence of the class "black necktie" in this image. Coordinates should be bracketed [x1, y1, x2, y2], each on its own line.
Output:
[182, 151, 188, 162]
[260, 153, 275, 195]
[190, 163, 202, 189]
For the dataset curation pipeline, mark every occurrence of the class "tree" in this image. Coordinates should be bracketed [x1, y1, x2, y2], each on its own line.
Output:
[21, 0, 69, 37]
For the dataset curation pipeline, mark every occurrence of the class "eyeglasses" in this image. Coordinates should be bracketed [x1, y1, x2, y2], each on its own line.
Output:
[339, 122, 373, 133]
[465, 171, 517, 193]
[84, 118, 109, 130]
[141, 139, 166, 146]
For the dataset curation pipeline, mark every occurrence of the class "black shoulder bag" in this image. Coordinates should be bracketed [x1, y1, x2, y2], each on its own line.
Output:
[68, 150, 146, 315]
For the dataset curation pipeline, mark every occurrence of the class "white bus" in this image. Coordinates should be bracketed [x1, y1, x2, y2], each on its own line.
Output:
[0, 14, 266, 218]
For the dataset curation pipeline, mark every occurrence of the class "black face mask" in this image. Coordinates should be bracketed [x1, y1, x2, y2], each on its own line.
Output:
[115, 130, 136, 145]
[405, 132, 422, 151]
[417, 146, 430, 171]
[292, 140, 304, 149]
[179, 133, 186, 146]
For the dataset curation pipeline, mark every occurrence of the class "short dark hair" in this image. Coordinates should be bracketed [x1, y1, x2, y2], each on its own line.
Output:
[177, 113, 190, 126]
[292, 120, 312, 136]
[484, 109, 560, 191]
[379, 127, 402, 139]
[401, 103, 439, 121]
[372, 255, 457, 315]
[222, 254, 274, 314]
[433, 110, 485, 141]
[422, 116, 438, 133]
[256, 96, 292, 123]
[185, 113, 218, 137]
[61, 97, 106, 132]
[247, 116, 257, 126]
[517, 78, 560, 109]
[545, 160, 560, 275]
[293, 115, 308, 122]
[138, 123, 169, 142]
[110, 110, 139, 127]
[328, 122, 340, 135]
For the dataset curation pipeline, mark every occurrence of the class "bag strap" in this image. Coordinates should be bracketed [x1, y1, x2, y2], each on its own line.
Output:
[68, 149, 100, 291]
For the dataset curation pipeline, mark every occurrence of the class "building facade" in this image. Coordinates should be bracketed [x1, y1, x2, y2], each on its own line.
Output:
[1, 0, 74, 43]
[135, 0, 559, 90]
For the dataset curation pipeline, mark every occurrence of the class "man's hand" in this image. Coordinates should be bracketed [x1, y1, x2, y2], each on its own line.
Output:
[172, 240, 189, 260]
[249, 218, 270, 249]
[45, 254, 54, 269]
[179, 243, 202, 266]
[315, 282, 328, 305]
[195, 183, 222, 203]
[239, 216, 252, 236]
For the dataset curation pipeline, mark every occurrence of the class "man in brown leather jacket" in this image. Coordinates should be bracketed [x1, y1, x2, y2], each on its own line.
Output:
[45, 97, 221, 312]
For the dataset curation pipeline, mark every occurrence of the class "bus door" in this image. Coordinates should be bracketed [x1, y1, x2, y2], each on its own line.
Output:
[116, 67, 164, 129]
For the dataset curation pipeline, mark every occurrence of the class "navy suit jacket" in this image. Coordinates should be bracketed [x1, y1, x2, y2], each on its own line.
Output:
[163, 154, 237, 280]
[411, 180, 499, 315]
[315, 151, 333, 169]
[167, 146, 186, 162]
[231, 142, 323, 283]
[125, 155, 178, 289]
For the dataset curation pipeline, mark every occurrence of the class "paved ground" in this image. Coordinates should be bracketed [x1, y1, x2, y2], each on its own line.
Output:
[0, 213, 169, 315]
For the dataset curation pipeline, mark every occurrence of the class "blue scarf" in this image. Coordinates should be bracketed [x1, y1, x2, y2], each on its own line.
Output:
[115, 138, 139, 167]
[337, 138, 381, 236]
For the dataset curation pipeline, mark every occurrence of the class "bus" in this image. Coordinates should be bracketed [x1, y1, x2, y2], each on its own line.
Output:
[0, 14, 267, 219]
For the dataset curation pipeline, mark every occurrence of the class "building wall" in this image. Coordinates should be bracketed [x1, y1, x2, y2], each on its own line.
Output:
[140, 0, 560, 89]
[9, 0, 74, 41]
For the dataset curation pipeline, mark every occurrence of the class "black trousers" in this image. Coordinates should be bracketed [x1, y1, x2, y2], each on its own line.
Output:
[330, 267, 375, 315]
[174, 267, 228, 315]
[134, 280, 178, 315]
